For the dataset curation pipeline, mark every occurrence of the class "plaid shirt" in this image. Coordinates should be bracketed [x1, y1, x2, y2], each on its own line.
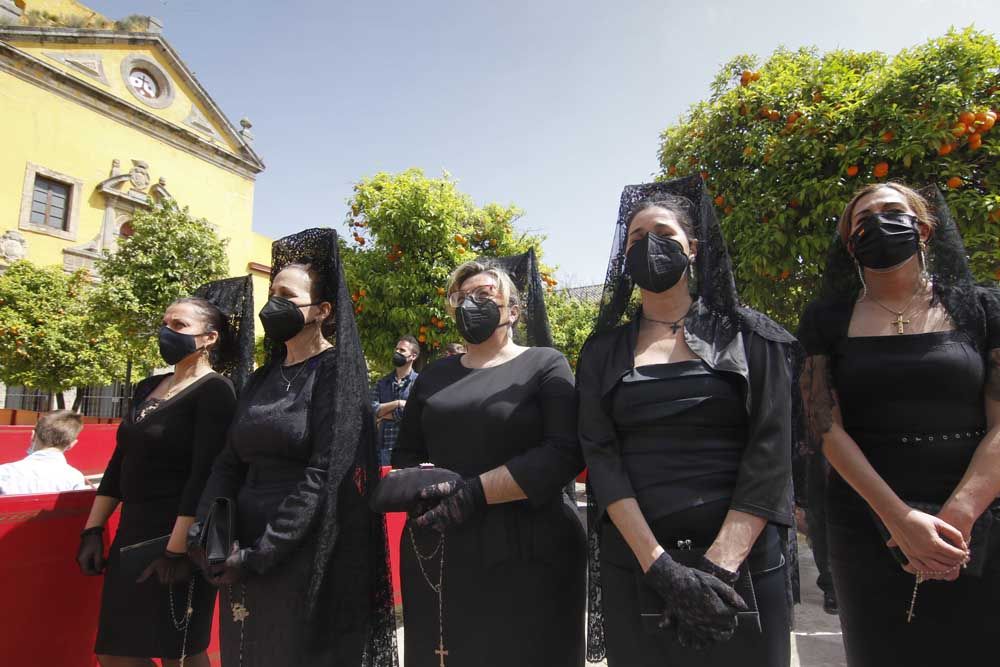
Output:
[370, 369, 417, 454]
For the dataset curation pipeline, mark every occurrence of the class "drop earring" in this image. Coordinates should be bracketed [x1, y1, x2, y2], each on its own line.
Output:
[855, 260, 868, 301]
[918, 240, 930, 285]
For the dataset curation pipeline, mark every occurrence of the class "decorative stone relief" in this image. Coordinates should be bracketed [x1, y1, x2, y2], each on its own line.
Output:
[0, 230, 28, 267]
[42, 51, 110, 86]
[63, 159, 174, 274]
[184, 105, 222, 141]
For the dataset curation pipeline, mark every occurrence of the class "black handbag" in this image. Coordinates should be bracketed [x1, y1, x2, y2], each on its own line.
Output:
[200, 497, 237, 568]
[118, 534, 171, 582]
[870, 501, 994, 577]
[369, 465, 461, 513]
[635, 544, 762, 636]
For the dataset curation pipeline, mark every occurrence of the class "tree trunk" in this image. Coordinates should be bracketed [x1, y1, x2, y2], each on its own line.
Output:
[123, 354, 133, 418]
[55, 392, 65, 410]
[72, 387, 85, 413]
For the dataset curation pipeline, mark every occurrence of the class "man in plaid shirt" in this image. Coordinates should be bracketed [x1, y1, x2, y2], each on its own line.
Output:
[371, 335, 420, 465]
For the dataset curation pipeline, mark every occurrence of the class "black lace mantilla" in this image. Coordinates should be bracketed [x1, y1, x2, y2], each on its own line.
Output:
[266, 228, 397, 667]
[477, 247, 554, 348]
[193, 275, 255, 394]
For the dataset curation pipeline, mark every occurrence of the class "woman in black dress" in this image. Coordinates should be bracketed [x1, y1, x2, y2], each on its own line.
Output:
[190, 229, 396, 667]
[76, 276, 254, 667]
[798, 183, 1000, 666]
[392, 259, 586, 667]
[578, 177, 797, 667]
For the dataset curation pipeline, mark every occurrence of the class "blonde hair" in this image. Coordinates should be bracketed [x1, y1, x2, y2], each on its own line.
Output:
[838, 182, 937, 244]
[445, 261, 521, 317]
[34, 410, 84, 450]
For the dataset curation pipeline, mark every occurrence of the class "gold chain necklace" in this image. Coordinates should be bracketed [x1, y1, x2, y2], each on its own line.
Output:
[863, 283, 925, 335]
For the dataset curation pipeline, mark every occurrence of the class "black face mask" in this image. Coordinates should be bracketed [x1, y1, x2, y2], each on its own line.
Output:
[392, 351, 409, 367]
[259, 296, 319, 343]
[850, 213, 920, 270]
[158, 326, 205, 366]
[626, 232, 691, 293]
[455, 297, 506, 345]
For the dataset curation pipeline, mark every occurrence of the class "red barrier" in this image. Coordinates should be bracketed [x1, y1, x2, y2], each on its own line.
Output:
[380, 466, 406, 606]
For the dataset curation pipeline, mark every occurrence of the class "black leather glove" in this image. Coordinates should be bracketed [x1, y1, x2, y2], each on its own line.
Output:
[643, 551, 747, 648]
[137, 551, 193, 584]
[76, 526, 106, 576]
[208, 543, 249, 585]
[413, 477, 487, 532]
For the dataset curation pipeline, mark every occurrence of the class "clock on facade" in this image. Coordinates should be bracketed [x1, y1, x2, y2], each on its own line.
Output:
[128, 68, 159, 100]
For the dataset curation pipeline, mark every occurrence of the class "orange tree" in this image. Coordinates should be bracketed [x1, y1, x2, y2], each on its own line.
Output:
[658, 27, 1000, 328]
[341, 168, 561, 376]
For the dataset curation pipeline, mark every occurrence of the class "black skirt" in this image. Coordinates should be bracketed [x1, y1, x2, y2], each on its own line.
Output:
[400, 499, 586, 667]
[827, 474, 1000, 667]
[599, 500, 790, 667]
[95, 498, 216, 659]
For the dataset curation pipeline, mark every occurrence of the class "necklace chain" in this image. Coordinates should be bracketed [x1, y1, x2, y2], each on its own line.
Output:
[409, 525, 447, 666]
[862, 281, 926, 334]
[168, 579, 196, 666]
[641, 314, 687, 334]
[279, 361, 309, 391]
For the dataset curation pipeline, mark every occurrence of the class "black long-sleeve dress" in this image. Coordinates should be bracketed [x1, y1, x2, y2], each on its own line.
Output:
[798, 296, 1000, 666]
[95, 372, 236, 659]
[392, 347, 586, 667]
[197, 348, 377, 667]
[578, 315, 794, 667]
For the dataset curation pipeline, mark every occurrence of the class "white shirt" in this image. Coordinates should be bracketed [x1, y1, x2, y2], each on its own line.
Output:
[0, 448, 87, 495]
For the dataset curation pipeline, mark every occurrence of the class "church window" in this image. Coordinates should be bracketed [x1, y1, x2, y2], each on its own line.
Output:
[30, 175, 70, 231]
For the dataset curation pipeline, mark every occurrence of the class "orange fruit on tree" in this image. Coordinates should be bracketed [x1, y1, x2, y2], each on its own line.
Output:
[436, 321, 445, 329]
[881, 130, 895, 143]
[418, 334, 426, 343]
[938, 142, 955, 156]
[873, 162, 889, 178]
[846, 165, 859, 177]
[947, 176, 963, 189]
[952, 123, 968, 137]
[969, 133, 983, 150]
[959, 111, 976, 126]
[750, 72, 761, 82]
[700, 171, 709, 181]
[768, 110, 780, 122]
[740, 70, 752, 86]
[668, 164, 678, 175]
[724, 206, 733, 215]
[780, 269, 791, 280]
[714, 195, 725, 206]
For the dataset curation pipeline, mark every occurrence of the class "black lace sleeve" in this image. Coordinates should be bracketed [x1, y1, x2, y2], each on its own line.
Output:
[796, 301, 843, 455]
[978, 287, 1000, 402]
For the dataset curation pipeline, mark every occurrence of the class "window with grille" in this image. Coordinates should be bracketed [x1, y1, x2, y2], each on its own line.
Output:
[29, 175, 71, 231]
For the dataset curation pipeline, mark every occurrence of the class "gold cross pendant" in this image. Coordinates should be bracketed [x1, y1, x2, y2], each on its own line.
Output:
[435, 641, 449, 667]
[892, 312, 910, 334]
[232, 602, 250, 623]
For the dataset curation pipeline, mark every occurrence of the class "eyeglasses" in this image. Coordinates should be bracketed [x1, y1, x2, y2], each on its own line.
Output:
[446, 285, 499, 308]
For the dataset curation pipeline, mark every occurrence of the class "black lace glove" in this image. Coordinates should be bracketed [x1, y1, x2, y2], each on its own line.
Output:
[413, 477, 487, 532]
[208, 543, 249, 585]
[137, 550, 193, 584]
[643, 551, 747, 647]
[76, 526, 106, 576]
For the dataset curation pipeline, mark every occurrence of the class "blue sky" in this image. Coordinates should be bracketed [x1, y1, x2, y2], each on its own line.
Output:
[89, 0, 1000, 286]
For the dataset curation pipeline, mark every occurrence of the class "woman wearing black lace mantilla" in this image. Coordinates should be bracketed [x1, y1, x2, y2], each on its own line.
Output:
[391, 255, 586, 667]
[77, 276, 254, 667]
[189, 229, 397, 667]
[578, 176, 797, 666]
[798, 183, 1000, 666]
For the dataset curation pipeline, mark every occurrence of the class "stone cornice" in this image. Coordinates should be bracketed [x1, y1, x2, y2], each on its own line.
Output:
[0, 26, 265, 179]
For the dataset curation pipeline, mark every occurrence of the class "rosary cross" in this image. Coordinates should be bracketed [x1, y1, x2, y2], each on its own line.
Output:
[892, 312, 910, 335]
[435, 641, 449, 667]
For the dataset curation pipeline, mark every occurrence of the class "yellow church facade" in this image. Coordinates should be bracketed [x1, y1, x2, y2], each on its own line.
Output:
[0, 1, 275, 410]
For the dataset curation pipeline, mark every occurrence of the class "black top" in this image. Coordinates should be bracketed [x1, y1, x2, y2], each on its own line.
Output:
[198, 349, 334, 570]
[98, 373, 236, 515]
[392, 347, 583, 506]
[611, 360, 748, 521]
[578, 316, 795, 527]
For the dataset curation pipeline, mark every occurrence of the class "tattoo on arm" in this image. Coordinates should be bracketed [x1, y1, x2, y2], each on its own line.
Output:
[801, 356, 837, 447]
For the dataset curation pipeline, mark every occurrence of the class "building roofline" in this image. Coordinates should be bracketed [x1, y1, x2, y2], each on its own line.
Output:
[0, 26, 264, 174]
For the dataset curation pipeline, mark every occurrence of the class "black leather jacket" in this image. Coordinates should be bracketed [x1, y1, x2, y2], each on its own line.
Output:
[577, 299, 795, 527]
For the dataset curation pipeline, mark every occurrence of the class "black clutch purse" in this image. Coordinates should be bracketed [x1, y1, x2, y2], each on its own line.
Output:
[200, 497, 237, 567]
[369, 464, 461, 513]
[119, 534, 170, 582]
[636, 545, 761, 636]
[870, 501, 994, 577]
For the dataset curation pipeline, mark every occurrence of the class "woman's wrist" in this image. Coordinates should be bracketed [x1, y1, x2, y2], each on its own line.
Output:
[80, 525, 103, 537]
[639, 544, 665, 573]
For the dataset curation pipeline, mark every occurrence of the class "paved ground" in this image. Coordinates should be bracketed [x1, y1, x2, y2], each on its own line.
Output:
[396, 533, 847, 666]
